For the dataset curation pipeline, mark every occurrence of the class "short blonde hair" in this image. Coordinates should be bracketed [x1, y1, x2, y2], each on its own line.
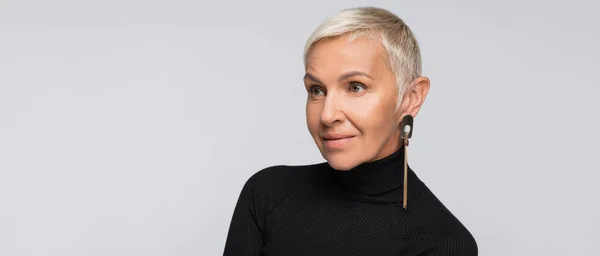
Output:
[303, 7, 422, 109]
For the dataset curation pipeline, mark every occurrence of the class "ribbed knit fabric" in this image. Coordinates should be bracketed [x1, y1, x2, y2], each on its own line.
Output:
[223, 146, 477, 255]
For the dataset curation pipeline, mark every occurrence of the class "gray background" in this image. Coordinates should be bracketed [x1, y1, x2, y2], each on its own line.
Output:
[1, 0, 598, 255]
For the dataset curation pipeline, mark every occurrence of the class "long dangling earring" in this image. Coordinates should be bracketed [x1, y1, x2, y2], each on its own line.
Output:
[400, 115, 413, 209]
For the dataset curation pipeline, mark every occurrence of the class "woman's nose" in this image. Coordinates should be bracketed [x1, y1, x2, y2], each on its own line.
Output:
[320, 95, 345, 127]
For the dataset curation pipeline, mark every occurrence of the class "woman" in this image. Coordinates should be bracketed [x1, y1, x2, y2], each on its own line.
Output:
[224, 6, 477, 255]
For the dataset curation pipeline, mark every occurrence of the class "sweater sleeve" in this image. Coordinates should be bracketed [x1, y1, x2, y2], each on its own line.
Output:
[223, 175, 264, 256]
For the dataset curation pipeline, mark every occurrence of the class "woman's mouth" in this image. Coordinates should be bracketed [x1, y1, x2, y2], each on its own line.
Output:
[322, 135, 355, 149]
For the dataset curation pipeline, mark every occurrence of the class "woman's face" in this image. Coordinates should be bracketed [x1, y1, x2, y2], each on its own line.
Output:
[304, 35, 407, 171]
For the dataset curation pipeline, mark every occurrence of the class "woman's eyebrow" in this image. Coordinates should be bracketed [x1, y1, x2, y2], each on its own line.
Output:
[304, 71, 373, 84]
[337, 71, 373, 82]
[304, 72, 324, 84]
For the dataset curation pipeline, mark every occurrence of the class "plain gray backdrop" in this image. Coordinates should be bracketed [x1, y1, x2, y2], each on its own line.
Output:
[1, 0, 599, 255]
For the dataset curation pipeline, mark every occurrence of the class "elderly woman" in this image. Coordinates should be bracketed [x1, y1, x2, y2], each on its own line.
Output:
[224, 6, 477, 255]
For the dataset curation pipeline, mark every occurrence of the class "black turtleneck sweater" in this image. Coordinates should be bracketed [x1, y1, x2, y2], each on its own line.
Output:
[223, 147, 477, 255]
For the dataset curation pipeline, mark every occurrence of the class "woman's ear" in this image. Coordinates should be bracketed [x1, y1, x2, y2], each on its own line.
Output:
[395, 76, 431, 124]
[404, 76, 431, 118]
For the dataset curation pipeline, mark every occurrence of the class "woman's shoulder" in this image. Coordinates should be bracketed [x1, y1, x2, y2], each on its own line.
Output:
[234, 163, 330, 220]
[243, 162, 330, 190]
[407, 178, 478, 254]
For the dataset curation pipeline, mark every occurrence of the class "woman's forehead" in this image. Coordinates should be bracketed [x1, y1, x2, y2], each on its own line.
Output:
[305, 36, 389, 78]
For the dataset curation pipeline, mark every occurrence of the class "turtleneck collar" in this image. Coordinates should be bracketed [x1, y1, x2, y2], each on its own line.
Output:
[329, 146, 408, 196]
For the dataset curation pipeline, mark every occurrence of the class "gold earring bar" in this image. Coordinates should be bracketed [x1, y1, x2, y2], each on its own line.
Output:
[403, 134, 409, 209]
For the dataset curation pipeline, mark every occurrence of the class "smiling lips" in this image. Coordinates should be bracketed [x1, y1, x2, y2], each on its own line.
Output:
[322, 133, 355, 149]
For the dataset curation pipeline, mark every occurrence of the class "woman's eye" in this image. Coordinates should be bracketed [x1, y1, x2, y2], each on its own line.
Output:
[309, 86, 325, 96]
[348, 82, 366, 93]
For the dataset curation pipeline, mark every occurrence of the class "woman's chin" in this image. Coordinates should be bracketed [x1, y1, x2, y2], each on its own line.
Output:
[324, 154, 361, 171]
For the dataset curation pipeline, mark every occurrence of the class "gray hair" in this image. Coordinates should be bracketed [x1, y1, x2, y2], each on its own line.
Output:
[303, 7, 422, 110]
